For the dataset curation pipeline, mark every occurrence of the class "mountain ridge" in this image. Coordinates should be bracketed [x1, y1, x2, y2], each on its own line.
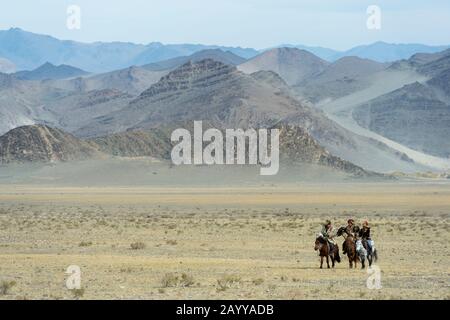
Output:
[2, 28, 449, 72]
[0, 124, 377, 177]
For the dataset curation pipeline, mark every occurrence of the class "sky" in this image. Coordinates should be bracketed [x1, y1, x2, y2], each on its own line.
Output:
[1, 0, 450, 50]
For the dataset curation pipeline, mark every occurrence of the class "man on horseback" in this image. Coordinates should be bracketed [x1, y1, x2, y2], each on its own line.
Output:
[342, 218, 359, 254]
[358, 220, 375, 253]
[319, 220, 336, 246]
[316, 220, 341, 267]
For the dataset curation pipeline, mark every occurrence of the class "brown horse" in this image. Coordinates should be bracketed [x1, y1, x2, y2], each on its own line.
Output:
[344, 236, 358, 268]
[314, 236, 341, 269]
[337, 227, 358, 268]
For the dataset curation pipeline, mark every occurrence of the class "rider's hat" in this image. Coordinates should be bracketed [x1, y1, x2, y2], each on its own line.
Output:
[347, 218, 354, 224]
[325, 219, 331, 225]
[362, 220, 369, 227]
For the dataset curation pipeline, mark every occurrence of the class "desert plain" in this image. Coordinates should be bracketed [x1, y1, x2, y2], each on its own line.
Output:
[0, 163, 448, 300]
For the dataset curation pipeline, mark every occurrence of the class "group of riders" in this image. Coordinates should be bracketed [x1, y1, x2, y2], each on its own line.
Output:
[317, 218, 377, 268]
[320, 218, 375, 252]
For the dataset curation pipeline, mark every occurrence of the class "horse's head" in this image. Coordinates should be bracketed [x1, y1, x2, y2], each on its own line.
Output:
[314, 235, 325, 251]
[336, 226, 346, 237]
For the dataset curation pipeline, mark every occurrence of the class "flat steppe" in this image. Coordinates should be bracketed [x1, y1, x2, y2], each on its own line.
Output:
[0, 181, 448, 299]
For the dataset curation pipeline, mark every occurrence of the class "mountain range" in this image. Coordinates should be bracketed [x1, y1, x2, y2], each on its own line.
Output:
[1, 31, 449, 176]
[0, 28, 258, 73]
[0, 123, 374, 178]
[1, 28, 449, 73]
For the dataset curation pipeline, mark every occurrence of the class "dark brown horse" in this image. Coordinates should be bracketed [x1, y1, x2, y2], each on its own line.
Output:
[314, 236, 341, 269]
[337, 227, 358, 268]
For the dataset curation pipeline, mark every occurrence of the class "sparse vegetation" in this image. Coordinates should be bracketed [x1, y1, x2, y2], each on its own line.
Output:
[0, 280, 16, 295]
[70, 288, 85, 299]
[79, 241, 92, 247]
[0, 184, 448, 299]
[217, 274, 241, 292]
[161, 273, 195, 288]
[130, 242, 146, 250]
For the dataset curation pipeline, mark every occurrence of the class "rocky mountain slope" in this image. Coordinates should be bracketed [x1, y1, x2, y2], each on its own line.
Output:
[293, 56, 387, 103]
[353, 51, 450, 158]
[0, 125, 102, 163]
[72, 59, 417, 173]
[238, 48, 329, 86]
[277, 124, 371, 177]
[0, 123, 375, 177]
[353, 81, 450, 158]
[88, 128, 173, 159]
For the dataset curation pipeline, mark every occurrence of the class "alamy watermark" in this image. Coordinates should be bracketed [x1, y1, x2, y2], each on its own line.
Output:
[367, 5, 381, 30]
[66, 265, 81, 290]
[67, 5, 81, 30]
[171, 121, 280, 175]
[366, 265, 382, 289]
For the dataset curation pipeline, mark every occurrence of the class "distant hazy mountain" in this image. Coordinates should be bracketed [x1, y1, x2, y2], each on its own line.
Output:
[2, 28, 448, 73]
[14, 62, 89, 80]
[275, 44, 340, 61]
[353, 50, 450, 158]
[70, 59, 416, 173]
[334, 42, 450, 63]
[294, 56, 387, 102]
[132, 44, 255, 66]
[274, 42, 450, 62]
[49, 49, 246, 95]
[407, 49, 450, 66]
[238, 48, 329, 86]
[76, 59, 310, 136]
[64, 66, 168, 95]
[143, 49, 246, 71]
[0, 28, 257, 73]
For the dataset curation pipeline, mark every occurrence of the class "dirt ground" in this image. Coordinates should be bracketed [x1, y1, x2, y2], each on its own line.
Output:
[0, 183, 449, 300]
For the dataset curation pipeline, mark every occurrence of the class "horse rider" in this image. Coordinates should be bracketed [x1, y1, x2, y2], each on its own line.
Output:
[345, 218, 359, 236]
[358, 220, 375, 253]
[342, 218, 359, 254]
[319, 219, 337, 250]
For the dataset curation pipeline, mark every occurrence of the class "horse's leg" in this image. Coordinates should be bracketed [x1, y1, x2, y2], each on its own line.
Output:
[320, 256, 323, 269]
[331, 255, 335, 268]
[348, 255, 352, 268]
[326, 255, 330, 269]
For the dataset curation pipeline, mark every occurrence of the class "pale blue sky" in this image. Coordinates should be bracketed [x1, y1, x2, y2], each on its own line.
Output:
[1, 0, 450, 50]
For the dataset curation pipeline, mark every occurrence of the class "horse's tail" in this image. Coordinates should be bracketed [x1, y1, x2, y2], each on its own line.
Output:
[373, 249, 378, 262]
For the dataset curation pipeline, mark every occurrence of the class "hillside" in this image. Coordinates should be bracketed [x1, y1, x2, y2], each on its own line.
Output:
[0, 125, 103, 163]
[15, 62, 89, 80]
[238, 47, 329, 86]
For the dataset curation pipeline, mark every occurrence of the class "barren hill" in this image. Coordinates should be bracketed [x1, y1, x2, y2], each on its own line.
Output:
[0, 125, 103, 163]
[238, 47, 329, 86]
